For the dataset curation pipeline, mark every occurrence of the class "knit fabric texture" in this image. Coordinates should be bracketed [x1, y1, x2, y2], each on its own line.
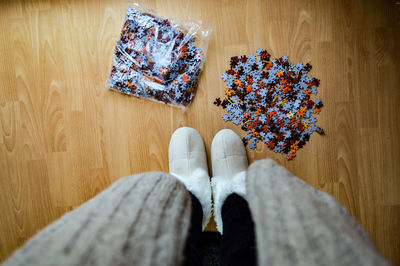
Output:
[246, 159, 389, 266]
[3, 160, 390, 266]
[3, 172, 191, 266]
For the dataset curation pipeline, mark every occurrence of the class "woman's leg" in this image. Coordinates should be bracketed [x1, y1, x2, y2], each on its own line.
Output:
[220, 194, 256, 266]
[246, 159, 389, 266]
[3, 172, 191, 266]
[210, 129, 257, 266]
[182, 194, 204, 266]
[168, 127, 213, 266]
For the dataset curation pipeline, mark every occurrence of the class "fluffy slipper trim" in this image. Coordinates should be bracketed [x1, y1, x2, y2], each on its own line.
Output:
[211, 171, 247, 234]
[171, 168, 212, 231]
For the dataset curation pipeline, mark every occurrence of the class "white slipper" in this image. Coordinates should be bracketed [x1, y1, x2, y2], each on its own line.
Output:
[169, 127, 212, 231]
[211, 129, 248, 234]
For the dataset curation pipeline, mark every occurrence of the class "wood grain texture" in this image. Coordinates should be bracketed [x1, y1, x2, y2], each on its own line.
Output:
[0, 0, 399, 264]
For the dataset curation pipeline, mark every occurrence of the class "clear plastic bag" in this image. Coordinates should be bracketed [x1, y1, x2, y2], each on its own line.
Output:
[107, 2, 212, 110]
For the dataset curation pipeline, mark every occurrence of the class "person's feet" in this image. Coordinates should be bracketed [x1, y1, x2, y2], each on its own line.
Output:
[168, 127, 249, 233]
[169, 127, 212, 230]
[211, 129, 248, 234]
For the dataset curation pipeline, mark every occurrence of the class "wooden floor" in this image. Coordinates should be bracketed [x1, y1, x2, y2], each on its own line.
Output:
[0, 0, 399, 264]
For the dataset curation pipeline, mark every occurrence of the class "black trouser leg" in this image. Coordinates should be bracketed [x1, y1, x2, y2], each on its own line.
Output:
[220, 194, 257, 266]
[182, 193, 203, 266]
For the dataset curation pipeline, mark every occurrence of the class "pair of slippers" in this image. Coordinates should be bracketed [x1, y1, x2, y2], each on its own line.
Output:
[169, 127, 248, 234]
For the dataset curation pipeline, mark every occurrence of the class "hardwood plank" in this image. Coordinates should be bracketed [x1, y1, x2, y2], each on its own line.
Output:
[0, 0, 399, 264]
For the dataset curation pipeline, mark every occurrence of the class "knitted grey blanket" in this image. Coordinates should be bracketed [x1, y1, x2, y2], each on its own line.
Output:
[3, 159, 389, 266]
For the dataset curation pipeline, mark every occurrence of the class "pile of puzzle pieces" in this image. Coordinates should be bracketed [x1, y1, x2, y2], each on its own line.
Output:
[108, 8, 205, 107]
[214, 49, 324, 160]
